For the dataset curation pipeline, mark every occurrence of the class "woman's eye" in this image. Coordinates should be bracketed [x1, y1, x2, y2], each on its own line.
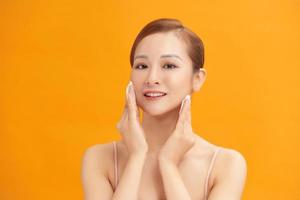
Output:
[163, 63, 177, 69]
[134, 64, 147, 69]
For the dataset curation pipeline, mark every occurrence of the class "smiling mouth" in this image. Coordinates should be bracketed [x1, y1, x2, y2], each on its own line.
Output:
[144, 93, 167, 100]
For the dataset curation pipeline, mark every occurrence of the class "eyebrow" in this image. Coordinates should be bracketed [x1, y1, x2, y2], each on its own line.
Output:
[134, 54, 183, 61]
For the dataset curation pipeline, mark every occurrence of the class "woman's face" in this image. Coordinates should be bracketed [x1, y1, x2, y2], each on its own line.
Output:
[130, 32, 201, 116]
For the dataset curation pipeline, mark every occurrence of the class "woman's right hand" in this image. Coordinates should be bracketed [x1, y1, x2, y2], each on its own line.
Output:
[116, 81, 148, 155]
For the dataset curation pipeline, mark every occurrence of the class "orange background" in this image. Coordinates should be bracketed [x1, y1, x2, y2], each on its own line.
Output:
[1, 0, 299, 199]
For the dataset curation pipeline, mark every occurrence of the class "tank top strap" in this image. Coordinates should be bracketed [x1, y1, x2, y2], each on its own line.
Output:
[113, 141, 118, 191]
[204, 146, 222, 200]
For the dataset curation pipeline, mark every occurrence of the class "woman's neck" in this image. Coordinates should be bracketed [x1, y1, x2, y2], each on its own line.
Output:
[141, 106, 181, 154]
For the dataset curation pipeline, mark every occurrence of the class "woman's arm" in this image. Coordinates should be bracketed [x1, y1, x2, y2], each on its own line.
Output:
[112, 81, 148, 199]
[112, 152, 147, 200]
[158, 158, 192, 200]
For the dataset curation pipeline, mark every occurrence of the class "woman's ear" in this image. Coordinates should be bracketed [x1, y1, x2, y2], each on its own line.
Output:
[192, 68, 207, 92]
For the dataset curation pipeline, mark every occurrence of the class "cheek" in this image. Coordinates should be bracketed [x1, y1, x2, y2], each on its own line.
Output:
[131, 70, 146, 82]
[165, 75, 193, 102]
[130, 72, 143, 89]
[166, 73, 191, 90]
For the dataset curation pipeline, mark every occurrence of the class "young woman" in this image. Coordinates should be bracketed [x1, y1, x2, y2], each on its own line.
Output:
[81, 18, 247, 200]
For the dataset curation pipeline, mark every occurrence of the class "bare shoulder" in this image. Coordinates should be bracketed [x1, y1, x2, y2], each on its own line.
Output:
[212, 147, 248, 185]
[216, 147, 247, 171]
[200, 146, 248, 199]
[81, 143, 116, 199]
[81, 142, 114, 174]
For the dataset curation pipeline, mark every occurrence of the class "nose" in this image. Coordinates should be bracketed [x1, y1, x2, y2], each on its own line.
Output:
[145, 67, 160, 86]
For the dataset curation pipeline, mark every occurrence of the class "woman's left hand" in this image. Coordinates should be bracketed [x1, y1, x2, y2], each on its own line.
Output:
[158, 95, 197, 165]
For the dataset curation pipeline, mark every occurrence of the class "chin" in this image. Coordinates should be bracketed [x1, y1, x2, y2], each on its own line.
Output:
[143, 109, 166, 117]
[140, 103, 180, 118]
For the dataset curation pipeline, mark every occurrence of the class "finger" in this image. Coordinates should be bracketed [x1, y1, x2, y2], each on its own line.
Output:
[179, 95, 190, 120]
[117, 106, 128, 128]
[123, 107, 129, 129]
[121, 97, 129, 118]
[127, 81, 139, 122]
[125, 82, 130, 109]
[117, 82, 131, 129]
[117, 81, 132, 130]
[185, 95, 191, 124]
[135, 106, 141, 121]
[184, 96, 193, 134]
[126, 81, 141, 120]
[176, 95, 189, 129]
[128, 83, 141, 120]
[179, 96, 185, 115]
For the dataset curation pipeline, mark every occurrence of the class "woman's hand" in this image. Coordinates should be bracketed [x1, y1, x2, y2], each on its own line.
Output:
[158, 95, 197, 165]
[116, 81, 148, 155]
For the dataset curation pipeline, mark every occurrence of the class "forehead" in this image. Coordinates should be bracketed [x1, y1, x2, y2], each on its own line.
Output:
[134, 32, 189, 61]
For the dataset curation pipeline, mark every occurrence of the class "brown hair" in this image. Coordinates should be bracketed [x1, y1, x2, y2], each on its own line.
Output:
[129, 18, 205, 73]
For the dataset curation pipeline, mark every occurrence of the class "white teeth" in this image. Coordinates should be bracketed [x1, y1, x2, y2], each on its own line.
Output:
[145, 93, 165, 97]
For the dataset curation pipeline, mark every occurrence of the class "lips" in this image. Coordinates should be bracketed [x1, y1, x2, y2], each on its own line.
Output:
[143, 90, 167, 97]
[144, 93, 167, 97]
[143, 90, 167, 100]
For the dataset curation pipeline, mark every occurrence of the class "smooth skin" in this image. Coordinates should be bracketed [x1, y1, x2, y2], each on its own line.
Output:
[81, 32, 247, 200]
